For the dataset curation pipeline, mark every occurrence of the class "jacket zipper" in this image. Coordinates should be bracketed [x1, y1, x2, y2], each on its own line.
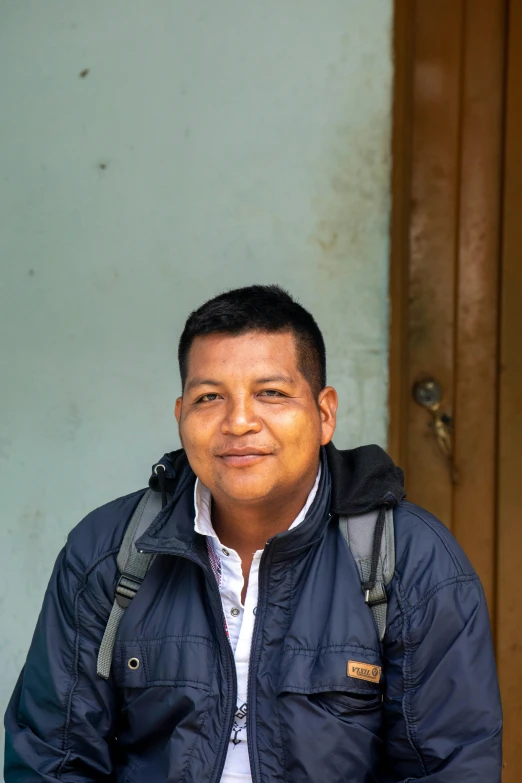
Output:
[138, 545, 237, 783]
[203, 564, 238, 783]
[246, 539, 274, 783]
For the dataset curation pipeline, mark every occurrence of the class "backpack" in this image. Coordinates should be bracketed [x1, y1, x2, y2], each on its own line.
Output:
[97, 487, 395, 680]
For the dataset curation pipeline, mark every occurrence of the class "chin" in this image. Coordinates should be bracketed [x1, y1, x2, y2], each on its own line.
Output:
[215, 475, 275, 503]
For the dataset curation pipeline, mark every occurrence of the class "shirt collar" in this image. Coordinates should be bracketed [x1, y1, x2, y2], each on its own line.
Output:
[194, 464, 322, 541]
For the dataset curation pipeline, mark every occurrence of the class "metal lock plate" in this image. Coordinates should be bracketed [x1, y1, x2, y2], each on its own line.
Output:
[413, 378, 443, 409]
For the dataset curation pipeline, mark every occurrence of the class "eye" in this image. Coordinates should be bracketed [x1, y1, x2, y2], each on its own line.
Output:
[196, 393, 221, 403]
[258, 389, 285, 397]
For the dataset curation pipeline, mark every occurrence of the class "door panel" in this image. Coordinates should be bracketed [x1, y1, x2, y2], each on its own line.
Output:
[452, 0, 504, 624]
[390, 0, 504, 611]
[407, 0, 462, 527]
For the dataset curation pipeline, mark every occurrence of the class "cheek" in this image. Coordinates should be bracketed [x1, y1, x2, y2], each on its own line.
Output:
[271, 408, 321, 452]
[179, 421, 215, 485]
[179, 414, 213, 457]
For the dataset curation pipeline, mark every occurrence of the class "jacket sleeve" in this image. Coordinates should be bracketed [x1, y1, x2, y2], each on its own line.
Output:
[4, 546, 117, 782]
[383, 574, 503, 782]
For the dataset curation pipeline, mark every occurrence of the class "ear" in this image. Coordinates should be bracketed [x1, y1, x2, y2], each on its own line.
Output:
[317, 386, 338, 446]
[174, 397, 184, 446]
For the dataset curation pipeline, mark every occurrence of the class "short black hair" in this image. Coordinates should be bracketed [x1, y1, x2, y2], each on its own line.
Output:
[178, 285, 326, 396]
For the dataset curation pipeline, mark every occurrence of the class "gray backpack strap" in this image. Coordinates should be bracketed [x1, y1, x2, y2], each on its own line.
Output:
[339, 507, 395, 642]
[97, 489, 164, 680]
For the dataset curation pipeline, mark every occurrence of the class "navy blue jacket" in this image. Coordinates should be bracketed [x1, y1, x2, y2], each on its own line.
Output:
[5, 444, 502, 782]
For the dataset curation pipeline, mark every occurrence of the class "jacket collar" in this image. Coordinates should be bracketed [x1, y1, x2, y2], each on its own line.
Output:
[137, 449, 331, 560]
[137, 442, 404, 558]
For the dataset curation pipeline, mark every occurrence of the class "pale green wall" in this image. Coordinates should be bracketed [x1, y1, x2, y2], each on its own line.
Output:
[0, 0, 393, 756]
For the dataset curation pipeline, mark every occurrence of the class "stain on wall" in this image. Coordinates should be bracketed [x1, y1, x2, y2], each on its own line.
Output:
[0, 0, 393, 750]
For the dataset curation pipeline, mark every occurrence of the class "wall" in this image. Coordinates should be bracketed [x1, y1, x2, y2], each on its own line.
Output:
[0, 0, 393, 759]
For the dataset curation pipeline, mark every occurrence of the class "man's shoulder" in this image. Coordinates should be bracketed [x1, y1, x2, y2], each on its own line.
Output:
[64, 488, 148, 575]
[391, 499, 478, 609]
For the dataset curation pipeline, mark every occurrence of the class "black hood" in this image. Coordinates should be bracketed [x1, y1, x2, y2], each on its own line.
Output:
[325, 442, 405, 515]
[149, 442, 405, 516]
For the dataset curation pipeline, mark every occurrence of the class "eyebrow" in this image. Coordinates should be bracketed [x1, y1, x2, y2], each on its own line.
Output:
[254, 375, 295, 386]
[185, 374, 295, 392]
[185, 378, 222, 392]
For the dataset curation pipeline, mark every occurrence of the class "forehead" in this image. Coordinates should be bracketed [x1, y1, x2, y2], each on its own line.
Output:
[186, 330, 300, 377]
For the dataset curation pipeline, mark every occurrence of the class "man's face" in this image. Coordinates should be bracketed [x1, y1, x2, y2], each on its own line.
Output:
[175, 330, 337, 505]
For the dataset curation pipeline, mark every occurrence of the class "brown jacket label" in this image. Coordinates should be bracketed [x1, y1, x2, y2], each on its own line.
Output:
[347, 660, 381, 684]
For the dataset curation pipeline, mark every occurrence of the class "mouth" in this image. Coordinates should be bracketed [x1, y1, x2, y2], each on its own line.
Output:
[217, 448, 272, 467]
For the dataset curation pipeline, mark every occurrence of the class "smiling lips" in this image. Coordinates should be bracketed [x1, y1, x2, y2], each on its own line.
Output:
[218, 447, 272, 467]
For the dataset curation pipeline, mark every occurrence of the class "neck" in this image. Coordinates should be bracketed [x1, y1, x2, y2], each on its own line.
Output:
[211, 470, 319, 554]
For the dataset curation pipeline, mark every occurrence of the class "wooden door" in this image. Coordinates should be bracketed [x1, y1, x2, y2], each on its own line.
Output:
[389, 0, 522, 779]
[497, 0, 522, 773]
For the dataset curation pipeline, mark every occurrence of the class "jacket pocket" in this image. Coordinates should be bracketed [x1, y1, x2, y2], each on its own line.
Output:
[278, 646, 382, 736]
[113, 635, 215, 690]
[277, 646, 384, 759]
[278, 645, 383, 702]
[112, 636, 216, 776]
[310, 689, 382, 716]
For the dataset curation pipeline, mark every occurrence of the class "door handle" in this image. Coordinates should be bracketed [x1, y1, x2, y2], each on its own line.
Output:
[412, 378, 457, 481]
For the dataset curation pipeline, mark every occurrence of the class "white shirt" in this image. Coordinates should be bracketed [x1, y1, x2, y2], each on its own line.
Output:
[194, 468, 321, 783]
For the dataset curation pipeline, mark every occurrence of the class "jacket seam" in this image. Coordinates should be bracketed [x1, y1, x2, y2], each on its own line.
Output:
[179, 705, 211, 783]
[65, 490, 147, 583]
[283, 643, 380, 656]
[279, 684, 379, 694]
[145, 679, 212, 689]
[401, 505, 464, 575]
[247, 547, 273, 783]
[396, 575, 428, 777]
[274, 697, 289, 783]
[178, 650, 218, 783]
[115, 634, 214, 649]
[276, 574, 292, 783]
[57, 547, 121, 778]
[402, 574, 479, 619]
[288, 560, 296, 614]
[259, 560, 295, 783]
[275, 562, 296, 783]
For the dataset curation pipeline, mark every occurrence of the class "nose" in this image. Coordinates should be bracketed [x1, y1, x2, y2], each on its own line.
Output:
[220, 393, 261, 437]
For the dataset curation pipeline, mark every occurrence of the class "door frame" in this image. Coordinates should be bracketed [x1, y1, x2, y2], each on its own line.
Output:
[388, 0, 414, 470]
[388, 0, 522, 777]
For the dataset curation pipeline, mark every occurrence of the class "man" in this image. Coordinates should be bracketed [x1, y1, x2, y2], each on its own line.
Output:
[5, 285, 502, 781]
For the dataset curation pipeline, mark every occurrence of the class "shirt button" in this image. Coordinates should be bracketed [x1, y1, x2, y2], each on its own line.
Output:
[253, 607, 257, 615]
[222, 548, 230, 556]
[230, 607, 240, 617]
